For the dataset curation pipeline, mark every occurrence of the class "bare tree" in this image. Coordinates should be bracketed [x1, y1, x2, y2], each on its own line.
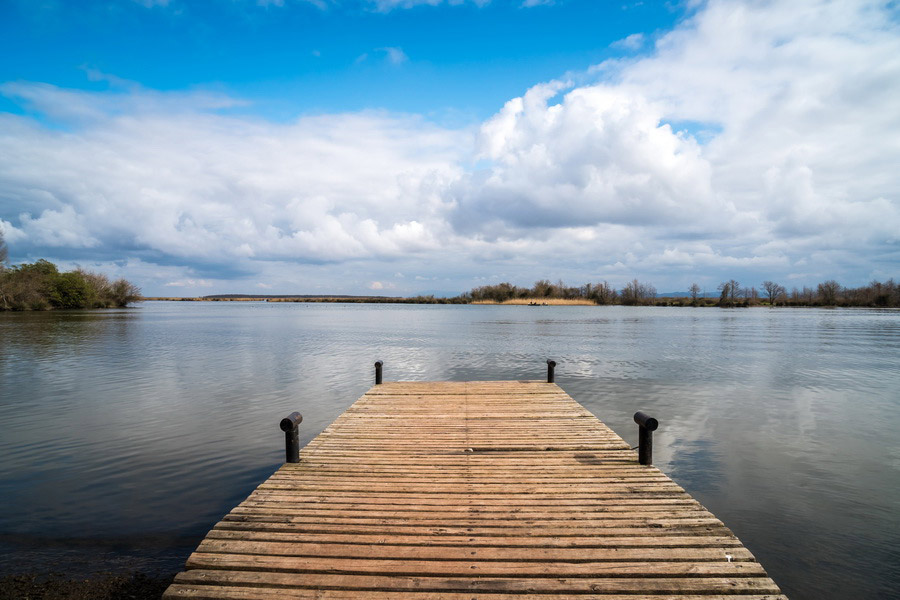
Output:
[817, 280, 842, 306]
[801, 285, 816, 306]
[621, 280, 639, 305]
[598, 281, 617, 304]
[689, 283, 701, 305]
[584, 281, 616, 305]
[717, 279, 740, 307]
[621, 279, 656, 305]
[533, 279, 553, 298]
[717, 281, 730, 306]
[761, 281, 785, 305]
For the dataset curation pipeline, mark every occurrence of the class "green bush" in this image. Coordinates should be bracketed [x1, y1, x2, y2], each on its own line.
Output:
[109, 278, 142, 307]
[49, 272, 93, 309]
[1, 259, 141, 311]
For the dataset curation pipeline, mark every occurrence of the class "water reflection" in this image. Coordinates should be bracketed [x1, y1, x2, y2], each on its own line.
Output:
[1, 303, 898, 598]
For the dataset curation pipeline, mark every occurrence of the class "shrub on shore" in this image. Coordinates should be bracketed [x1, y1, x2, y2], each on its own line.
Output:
[0, 259, 141, 311]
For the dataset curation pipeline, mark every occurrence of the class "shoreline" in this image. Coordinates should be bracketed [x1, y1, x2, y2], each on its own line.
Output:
[138, 296, 876, 308]
[0, 571, 175, 600]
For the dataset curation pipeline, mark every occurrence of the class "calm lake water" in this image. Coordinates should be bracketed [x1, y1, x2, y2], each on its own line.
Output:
[1, 302, 898, 598]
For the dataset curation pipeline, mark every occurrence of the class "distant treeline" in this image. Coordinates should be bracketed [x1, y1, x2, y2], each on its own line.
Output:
[0, 259, 142, 311]
[462, 278, 900, 308]
[149, 279, 900, 308]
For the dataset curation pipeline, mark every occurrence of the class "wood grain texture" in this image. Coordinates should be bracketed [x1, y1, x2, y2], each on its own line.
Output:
[164, 381, 786, 599]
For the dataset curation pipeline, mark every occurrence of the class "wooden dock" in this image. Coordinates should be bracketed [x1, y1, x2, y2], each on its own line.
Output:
[164, 380, 786, 599]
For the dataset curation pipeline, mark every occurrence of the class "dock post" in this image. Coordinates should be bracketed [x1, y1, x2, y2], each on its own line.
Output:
[375, 360, 383, 385]
[546, 359, 556, 383]
[279, 412, 303, 463]
[633, 411, 659, 465]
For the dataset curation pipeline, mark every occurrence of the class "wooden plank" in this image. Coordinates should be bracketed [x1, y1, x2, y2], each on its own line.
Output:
[164, 380, 785, 599]
[165, 586, 788, 600]
[172, 569, 784, 594]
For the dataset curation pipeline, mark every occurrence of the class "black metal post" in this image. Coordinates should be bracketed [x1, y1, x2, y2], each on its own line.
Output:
[279, 411, 303, 463]
[546, 359, 556, 383]
[633, 411, 659, 466]
[375, 360, 383, 385]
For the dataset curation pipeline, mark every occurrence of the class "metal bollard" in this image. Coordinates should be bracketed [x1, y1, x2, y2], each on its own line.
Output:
[633, 411, 659, 465]
[546, 359, 556, 383]
[279, 411, 303, 463]
[375, 360, 383, 385]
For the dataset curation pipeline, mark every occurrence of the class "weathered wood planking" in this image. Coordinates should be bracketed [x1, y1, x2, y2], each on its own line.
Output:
[164, 381, 786, 599]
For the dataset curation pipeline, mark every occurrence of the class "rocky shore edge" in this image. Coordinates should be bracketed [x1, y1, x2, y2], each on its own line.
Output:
[0, 571, 175, 600]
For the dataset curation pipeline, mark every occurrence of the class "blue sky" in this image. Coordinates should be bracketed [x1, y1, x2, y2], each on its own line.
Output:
[1, 0, 898, 296]
[2, 1, 675, 120]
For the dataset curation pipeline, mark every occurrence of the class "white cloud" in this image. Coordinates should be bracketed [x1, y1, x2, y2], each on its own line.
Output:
[612, 0, 900, 265]
[611, 33, 644, 50]
[0, 87, 467, 272]
[365, 0, 558, 10]
[164, 279, 214, 288]
[0, 219, 26, 244]
[379, 46, 409, 65]
[437, 0, 899, 286]
[367, 0, 489, 11]
[451, 81, 719, 233]
[17, 206, 100, 248]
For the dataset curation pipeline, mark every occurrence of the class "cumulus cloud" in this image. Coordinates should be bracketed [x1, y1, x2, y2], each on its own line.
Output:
[1, 0, 898, 294]
[613, 0, 900, 270]
[450, 81, 719, 234]
[439, 0, 899, 286]
[17, 206, 100, 248]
